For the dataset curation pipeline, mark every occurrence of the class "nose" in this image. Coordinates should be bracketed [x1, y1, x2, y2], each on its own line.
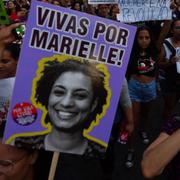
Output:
[60, 94, 74, 107]
[142, 38, 147, 42]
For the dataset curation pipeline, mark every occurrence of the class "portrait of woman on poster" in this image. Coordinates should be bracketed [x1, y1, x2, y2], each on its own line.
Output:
[15, 58, 110, 157]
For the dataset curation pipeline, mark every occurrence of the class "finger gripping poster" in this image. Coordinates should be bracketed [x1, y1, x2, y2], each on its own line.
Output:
[3, 0, 136, 155]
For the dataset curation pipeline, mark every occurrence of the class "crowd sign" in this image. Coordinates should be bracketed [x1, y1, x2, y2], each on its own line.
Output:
[3, 0, 136, 154]
[118, 0, 172, 22]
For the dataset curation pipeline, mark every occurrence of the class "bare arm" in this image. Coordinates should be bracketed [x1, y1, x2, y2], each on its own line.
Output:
[120, 78, 134, 135]
[156, 20, 172, 51]
[158, 46, 177, 69]
[141, 129, 180, 179]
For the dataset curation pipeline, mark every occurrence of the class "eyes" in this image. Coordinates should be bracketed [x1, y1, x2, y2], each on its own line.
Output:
[138, 36, 150, 41]
[0, 59, 11, 64]
[0, 160, 12, 167]
[53, 88, 89, 100]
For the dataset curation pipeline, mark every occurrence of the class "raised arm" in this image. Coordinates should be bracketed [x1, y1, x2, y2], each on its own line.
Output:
[141, 129, 180, 179]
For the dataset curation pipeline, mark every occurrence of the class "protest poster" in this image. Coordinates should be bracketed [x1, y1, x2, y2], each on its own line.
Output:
[3, 0, 136, 154]
[118, 0, 172, 23]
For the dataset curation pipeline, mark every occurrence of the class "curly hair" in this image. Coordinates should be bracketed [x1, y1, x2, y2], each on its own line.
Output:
[35, 58, 109, 128]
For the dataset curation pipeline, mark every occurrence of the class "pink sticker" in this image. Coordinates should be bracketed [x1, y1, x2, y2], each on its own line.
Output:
[12, 102, 37, 126]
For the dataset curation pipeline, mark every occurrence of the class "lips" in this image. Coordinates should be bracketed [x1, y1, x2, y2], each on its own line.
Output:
[57, 111, 78, 120]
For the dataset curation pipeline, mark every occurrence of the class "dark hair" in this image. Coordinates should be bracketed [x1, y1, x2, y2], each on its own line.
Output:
[4, 43, 21, 61]
[35, 58, 109, 128]
[135, 26, 156, 53]
[72, 1, 82, 11]
[130, 25, 157, 59]
[127, 25, 158, 78]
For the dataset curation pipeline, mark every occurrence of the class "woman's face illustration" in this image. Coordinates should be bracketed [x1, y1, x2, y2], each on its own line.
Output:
[48, 71, 95, 131]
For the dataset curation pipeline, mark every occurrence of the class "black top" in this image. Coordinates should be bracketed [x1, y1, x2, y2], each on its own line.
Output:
[128, 53, 157, 78]
[15, 135, 106, 159]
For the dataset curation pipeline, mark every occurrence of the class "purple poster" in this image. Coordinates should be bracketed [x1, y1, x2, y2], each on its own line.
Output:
[3, 0, 136, 154]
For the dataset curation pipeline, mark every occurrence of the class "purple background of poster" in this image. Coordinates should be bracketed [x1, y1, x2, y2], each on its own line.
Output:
[3, 0, 136, 145]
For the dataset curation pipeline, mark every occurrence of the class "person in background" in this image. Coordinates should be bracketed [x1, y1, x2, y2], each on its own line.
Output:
[59, 0, 71, 8]
[97, 4, 110, 18]
[17, 8, 28, 22]
[109, 4, 120, 21]
[0, 23, 21, 123]
[84, 4, 96, 15]
[52, 1, 61, 6]
[171, 0, 180, 19]
[101, 78, 134, 180]
[6, 1, 19, 23]
[72, 1, 82, 11]
[158, 19, 180, 122]
[127, 26, 158, 145]
[16, 0, 30, 10]
[0, 43, 20, 123]
[0, 43, 20, 79]
[117, 78, 134, 168]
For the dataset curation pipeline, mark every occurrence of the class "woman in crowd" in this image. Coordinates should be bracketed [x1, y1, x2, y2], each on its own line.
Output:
[72, 1, 82, 11]
[0, 23, 21, 124]
[127, 26, 158, 144]
[158, 19, 180, 122]
[0, 43, 20, 79]
[6, 1, 19, 22]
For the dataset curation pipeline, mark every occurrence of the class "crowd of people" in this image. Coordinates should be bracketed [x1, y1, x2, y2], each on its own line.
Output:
[0, 0, 180, 180]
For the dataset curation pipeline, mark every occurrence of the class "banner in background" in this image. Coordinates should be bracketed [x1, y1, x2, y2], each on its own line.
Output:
[118, 0, 172, 22]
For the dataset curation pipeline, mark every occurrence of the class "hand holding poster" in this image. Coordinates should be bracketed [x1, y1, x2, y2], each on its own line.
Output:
[118, 0, 172, 22]
[3, 0, 136, 155]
